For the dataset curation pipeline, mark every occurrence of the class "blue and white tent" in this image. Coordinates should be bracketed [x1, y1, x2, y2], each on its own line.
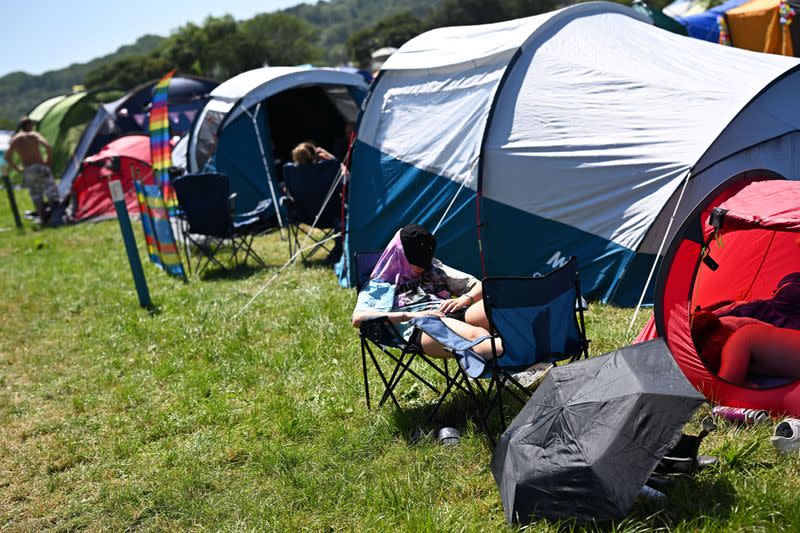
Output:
[346, 1, 800, 305]
[187, 67, 368, 216]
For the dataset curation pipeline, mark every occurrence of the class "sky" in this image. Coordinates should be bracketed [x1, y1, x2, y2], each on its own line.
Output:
[0, 0, 305, 77]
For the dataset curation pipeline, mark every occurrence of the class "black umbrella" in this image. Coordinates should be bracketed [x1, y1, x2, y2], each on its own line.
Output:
[491, 338, 704, 524]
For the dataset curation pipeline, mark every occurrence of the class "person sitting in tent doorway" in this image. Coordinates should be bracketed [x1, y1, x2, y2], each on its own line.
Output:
[4, 116, 59, 225]
[291, 140, 341, 168]
[351, 224, 501, 360]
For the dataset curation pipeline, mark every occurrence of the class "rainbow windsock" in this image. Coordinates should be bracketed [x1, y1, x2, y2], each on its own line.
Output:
[134, 179, 186, 281]
[149, 70, 177, 213]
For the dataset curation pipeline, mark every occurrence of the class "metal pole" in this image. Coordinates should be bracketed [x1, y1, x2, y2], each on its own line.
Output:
[2, 173, 23, 230]
[109, 180, 152, 309]
[245, 103, 285, 230]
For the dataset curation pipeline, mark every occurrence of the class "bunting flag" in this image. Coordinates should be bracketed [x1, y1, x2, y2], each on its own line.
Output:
[149, 70, 177, 214]
[134, 178, 186, 281]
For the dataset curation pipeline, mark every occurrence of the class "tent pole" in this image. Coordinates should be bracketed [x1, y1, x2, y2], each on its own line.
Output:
[244, 103, 285, 231]
[628, 172, 691, 334]
[432, 157, 477, 235]
[233, 164, 346, 318]
[234, 231, 341, 318]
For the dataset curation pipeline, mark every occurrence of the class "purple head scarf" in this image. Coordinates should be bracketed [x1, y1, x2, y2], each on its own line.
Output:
[370, 231, 419, 286]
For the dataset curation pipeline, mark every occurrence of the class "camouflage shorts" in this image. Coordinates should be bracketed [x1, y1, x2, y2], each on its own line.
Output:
[23, 164, 59, 207]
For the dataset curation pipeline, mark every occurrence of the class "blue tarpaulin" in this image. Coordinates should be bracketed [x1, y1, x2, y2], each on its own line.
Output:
[676, 0, 749, 42]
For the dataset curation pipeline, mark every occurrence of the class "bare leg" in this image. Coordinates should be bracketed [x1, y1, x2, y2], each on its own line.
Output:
[419, 316, 502, 360]
[465, 300, 490, 330]
[721, 324, 800, 384]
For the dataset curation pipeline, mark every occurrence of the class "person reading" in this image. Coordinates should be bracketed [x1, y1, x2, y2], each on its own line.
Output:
[351, 224, 501, 360]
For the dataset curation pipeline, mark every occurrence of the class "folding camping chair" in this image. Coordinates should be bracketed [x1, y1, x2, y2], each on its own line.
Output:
[282, 159, 343, 263]
[354, 251, 469, 414]
[173, 173, 273, 275]
[412, 256, 589, 443]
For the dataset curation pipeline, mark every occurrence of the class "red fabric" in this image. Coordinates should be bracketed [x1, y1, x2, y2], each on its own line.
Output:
[653, 175, 800, 417]
[84, 134, 152, 166]
[634, 314, 658, 343]
[716, 180, 800, 233]
[72, 135, 153, 222]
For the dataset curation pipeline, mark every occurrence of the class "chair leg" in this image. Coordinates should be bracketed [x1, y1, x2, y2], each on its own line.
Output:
[194, 237, 226, 276]
[425, 371, 463, 426]
[236, 235, 265, 268]
[378, 350, 442, 398]
[379, 352, 410, 407]
[500, 372, 532, 405]
[364, 341, 401, 410]
[245, 235, 266, 267]
[361, 337, 371, 410]
[459, 371, 496, 447]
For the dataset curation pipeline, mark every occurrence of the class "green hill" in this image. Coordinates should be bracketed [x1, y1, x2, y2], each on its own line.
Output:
[0, 35, 163, 128]
[0, 0, 442, 127]
[285, 0, 440, 64]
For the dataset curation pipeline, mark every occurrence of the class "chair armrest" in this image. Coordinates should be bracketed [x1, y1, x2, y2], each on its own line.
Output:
[228, 193, 237, 214]
[360, 316, 405, 347]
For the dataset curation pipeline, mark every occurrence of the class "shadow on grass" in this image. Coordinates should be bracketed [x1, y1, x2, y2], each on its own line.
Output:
[658, 474, 736, 524]
[198, 263, 266, 282]
[513, 474, 737, 533]
[387, 386, 525, 446]
[289, 253, 339, 271]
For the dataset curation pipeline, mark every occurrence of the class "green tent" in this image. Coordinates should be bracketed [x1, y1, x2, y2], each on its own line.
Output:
[27, 94, 68, 123]
[35, 89, 122, 182]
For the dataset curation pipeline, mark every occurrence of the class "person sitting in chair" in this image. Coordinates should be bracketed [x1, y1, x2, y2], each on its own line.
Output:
[292, 140, 338, 164]
[291, 141, 344, 173]
[351, 224, 501, 360]
[288, 141, 345, 264]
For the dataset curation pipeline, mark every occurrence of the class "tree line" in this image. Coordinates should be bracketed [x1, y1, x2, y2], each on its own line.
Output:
[85, 0, 596, 91]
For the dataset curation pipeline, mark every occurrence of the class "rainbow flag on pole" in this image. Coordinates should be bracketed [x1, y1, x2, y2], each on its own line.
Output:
[149, 70, 177, 213]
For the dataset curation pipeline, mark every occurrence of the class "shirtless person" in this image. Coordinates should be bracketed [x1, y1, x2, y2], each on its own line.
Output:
[4, 116, 58, 224]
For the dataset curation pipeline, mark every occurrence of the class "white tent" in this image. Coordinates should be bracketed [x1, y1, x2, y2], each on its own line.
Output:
[346, 1, 800, 304]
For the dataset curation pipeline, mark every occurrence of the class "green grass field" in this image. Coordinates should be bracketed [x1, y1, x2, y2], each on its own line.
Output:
[1, 190, 799, 532]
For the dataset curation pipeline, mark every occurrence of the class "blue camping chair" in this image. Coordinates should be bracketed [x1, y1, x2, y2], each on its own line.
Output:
[354, 251, 470, 413]
[173, 173, 275, 275]
[412, 256, 589, 442]
[282, 159, 343, 263]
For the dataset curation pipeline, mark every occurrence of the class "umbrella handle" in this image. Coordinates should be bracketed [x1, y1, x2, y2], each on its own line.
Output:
[698, 416, 718, 439]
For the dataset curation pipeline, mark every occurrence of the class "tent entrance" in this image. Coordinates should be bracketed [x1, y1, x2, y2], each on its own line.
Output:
[685, 179, 800, 390]
[265, 85, 358, 171]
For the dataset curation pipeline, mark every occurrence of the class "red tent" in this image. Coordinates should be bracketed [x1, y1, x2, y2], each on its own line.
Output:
[71, 134, 154, 222]
[640, 170, 800, 416]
